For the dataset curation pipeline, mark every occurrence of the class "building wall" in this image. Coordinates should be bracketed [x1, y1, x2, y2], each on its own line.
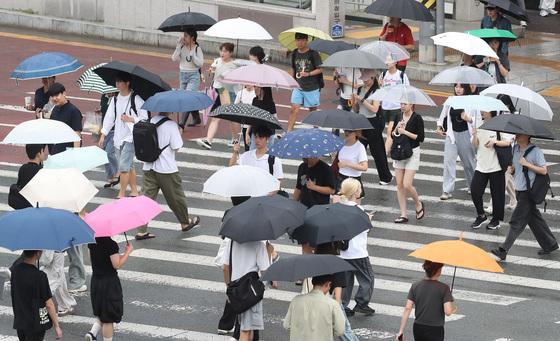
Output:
[0, 0, 104, 21]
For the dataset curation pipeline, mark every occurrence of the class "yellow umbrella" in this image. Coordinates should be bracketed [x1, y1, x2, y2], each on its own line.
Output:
[278, 27, 333, 51]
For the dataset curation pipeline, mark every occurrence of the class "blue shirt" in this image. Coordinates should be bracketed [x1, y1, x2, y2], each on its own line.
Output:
[480, 15, 512, 56]
[512, 144, 547, 191]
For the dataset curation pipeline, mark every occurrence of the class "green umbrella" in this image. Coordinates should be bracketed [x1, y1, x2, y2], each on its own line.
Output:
[466, 29, 517, 42]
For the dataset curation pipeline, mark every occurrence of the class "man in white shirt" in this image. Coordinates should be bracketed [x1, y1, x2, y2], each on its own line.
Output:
[98, 72, 148, 198]
[335, 67, 363, 111]
[135, 112, 200, 240]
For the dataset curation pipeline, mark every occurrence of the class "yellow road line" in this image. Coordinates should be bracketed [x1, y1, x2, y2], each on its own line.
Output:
[540, 86, 560, 98]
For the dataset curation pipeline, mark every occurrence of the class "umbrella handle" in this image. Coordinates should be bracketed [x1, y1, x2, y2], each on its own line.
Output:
[451, 266, 457, 292]
[124, 232, 129, 244]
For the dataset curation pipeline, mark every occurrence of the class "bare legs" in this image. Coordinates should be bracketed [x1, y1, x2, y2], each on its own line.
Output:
[395, 168, 421, 218]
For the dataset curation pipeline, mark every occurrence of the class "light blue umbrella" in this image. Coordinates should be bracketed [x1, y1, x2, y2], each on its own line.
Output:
[44, 146, 108, 173]
[10, 52, 83, 80]
[269, 128, 344, 159]
[444, 95, 509, 112]
[141, 90, 213, 113]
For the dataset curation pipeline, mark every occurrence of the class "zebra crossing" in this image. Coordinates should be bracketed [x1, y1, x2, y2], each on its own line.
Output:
[0, 129, 559, 340]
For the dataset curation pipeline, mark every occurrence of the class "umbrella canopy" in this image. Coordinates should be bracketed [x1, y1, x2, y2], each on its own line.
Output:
[278, 27, 333, 51]
[76, 63, 118, 94]
[359, 41, 410, 63]
[84, 196, 162, 237]
[0, 207, 95, 251]
[43, 146, 109, 173]
[20, 168, 98, 212]
[203, 165, 280, 197]
[93, 60, 171, 100]
[479, 0, 528, 21]
[141, 90, 213, 113]
[432, 32, 499, 59]
[308, 39, 355, 55]
[429, 66, 496, 86]
[302, 109, 374, 130]
[2, 119, 81, 145]
[269, 128, 344, 159]
[220, 63, 299, 89]
[479, 114, 555, 140]
[157, 11, 216, 32]
[369, 84, 437, 106]
[219, 195, 307, 243]
[365, 0, 434, 22]
[11, 52, 83, 80]
[480, 84, 553, 121]
[261, 254, 355, 282]
[291, 203, 371, 246]
[466, 28, 517, 42]
[321, 50, 386, 70]
[204, 17, 273, 40]
[443, 95, 509, 113]
[210, 104, 282, 130]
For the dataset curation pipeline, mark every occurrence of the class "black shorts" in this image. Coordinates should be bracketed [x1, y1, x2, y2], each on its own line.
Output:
[91, 275, 123, 323]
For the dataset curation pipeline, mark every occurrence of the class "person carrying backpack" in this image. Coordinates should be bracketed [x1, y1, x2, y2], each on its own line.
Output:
[491, 133, 558, 261]
[134, 112, 201, 240]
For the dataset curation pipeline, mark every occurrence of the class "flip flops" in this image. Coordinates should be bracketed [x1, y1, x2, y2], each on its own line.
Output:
[135, 233, 156, 240]
[416, 202, 425, 220]
[181, 216, 201, 232]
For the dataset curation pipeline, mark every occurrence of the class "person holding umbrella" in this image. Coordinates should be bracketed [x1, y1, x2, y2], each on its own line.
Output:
[336, 131, 368, 203]
[48, 82, 82, 155]
[26, 76, 55, 118]
[480, 5, 512, 57]
[477, 38, 510, 84]
[379, 17, 414, 72]
[9, 144, 46, 210]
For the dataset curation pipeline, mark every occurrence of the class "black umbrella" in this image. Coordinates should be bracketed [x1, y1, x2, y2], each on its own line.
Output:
[480, 0, 528, 21]
[365, 0, 434, 22]
[291, 203, 371, 246]
[308, 39, 355, 55]
[479, 114, 555, 140]
[261, 254, 355, 282]
[210, 103, 283, 130]
[302, 109, 374, 130]
[158, 10, 217, 32]
[93, 61, 171, 100]
[219, 195, 307, 243]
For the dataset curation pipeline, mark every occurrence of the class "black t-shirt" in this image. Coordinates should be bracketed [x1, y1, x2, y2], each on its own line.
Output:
[89, 237, 119, 277]
[34, 87, 49, 110]
[295, 160, 335, 208]
[292, 49, 322, 91]
[408, 279, 454, 327]
[49, 101, 83, 155]
[448, 107, 468, 132]
[10, 262, 53, 331]
[252, 87, 276, 115]
[391, 112, 425, 149]
[17, 162, 42, 188]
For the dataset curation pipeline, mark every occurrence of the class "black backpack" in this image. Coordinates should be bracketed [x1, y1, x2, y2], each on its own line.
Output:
[268, 155, 289, 198]
[523, 145, 554, 210]
[291, 49, 324, 89]
[133, 117, 171, 162]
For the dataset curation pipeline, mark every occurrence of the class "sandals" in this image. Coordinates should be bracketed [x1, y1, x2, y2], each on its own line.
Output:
[181, 216, 201, 232]
[416, 202, 425, 220]
[135, 233, 156, 240]
[103, 176, 120, 188]
[394, 216, 409, 224]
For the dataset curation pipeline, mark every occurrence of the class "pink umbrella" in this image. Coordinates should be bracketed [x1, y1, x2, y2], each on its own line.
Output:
[220, 63, 299, 89]
[84, 196, 162, 238]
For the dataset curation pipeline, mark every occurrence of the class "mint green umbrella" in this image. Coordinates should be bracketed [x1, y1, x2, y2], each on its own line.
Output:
[44, 146, 108, 173]
[466, 29, 517, 42]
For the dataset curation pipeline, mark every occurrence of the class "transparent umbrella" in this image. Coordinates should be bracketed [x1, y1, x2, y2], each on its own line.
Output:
[359, 41, 410, 63]
[369, 84, 437, 106]
[430, 66, 496, 86]
[481, 84, 553, 121]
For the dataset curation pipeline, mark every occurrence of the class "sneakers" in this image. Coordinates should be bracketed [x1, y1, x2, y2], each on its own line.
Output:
[549, 9, 558, 15]
[344, 307, 355, 317]
[470, 215, 487, 229]
[58, 307, 74, 316]
[353, 304, 375, 315]
[540, 9, 549, 16]
[379, 178, 392, 186]
[217, 327, 234, 335]
[84, 332, 97, 341]
[537, 244, 559, 255]
[486, 220, 501, 230]
[440, 192, 452, 200]
[196, 138, 212, 150]
[68, 284, 87, 293]
[491, 247, 507, 261]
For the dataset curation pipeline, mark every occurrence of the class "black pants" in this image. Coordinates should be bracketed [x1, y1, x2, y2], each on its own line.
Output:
[360, 116, 392, 183]
[470, 170, 505, 221]
[17, 330, 46, 341]
[413, 323, 444, 341]
[179, 111, 201, 127]
[218, 300, 259, 340]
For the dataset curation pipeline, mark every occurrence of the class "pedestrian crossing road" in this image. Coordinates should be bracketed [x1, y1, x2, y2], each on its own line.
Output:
[1, 130, 560, 340]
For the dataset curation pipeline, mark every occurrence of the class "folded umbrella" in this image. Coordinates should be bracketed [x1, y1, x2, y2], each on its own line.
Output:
[479, 0, 528, 21]
[157, 10, 216, 32]
[368, 84, 437, 106]
[480, 84, 553, 121]
[302, 109, 374, 130]
[278, 27, 333, 51]
[269, 128, 344, 159]
[77, 63, 118, 94]
[443, 95, 508, 113]
[359, 41, 410, 63]
[261, 254, 355, 282]
[0, 207, 95, 251]
[203, 165, 280, 197]
[429, 66, 496, 86]
[11, 52, 83, 80]
[210, 104, 282, 130]
[479, 114, 555, 140]
[43, 146, 108, 173]
[466, 28, 517, 42]
[308, 39, 355, 56]
[141, 90, 213, 113]
[205, 17, 273, 41]
[365, 0, 434, 22]
[220, 64, 299, 89]
[219, 195, 307, 243]
[2, 118, 81, 145]
[432, 32, 499, 59]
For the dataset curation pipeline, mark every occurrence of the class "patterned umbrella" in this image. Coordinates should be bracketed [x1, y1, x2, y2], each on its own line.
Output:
[210, 103, 282, 130]
[77, 63, 118, 94]
[269, 128, 344, 159]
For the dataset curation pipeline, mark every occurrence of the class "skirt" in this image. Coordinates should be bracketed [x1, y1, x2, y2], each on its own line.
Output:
[393, 146, 420, 171]
[91, 275, 123, 323]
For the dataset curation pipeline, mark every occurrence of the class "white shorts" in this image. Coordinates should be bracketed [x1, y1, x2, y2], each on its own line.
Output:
[393, 146, 420, 171]
[238, 300, 264, 331]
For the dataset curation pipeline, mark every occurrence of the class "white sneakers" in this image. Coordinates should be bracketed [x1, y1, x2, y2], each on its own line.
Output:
[541, 8, 558, 16]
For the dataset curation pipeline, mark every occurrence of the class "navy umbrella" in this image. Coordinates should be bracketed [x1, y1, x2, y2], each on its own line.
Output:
[11, 52, 83, 80]
[261, 254, 355, 282]
[308, 39, 355, 55]
[142, 90, 213, 113]
[269, 128, 344, 159]
[479, 114, 555, 140]
[158, 10, 216, 32]
[302, 109, 374, 130]
[365, 0, 434, 22]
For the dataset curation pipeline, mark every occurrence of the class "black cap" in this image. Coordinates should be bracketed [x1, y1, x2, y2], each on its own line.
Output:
[485, 4, 497, 9]
[295, 32, 309, 40]
[47, 82, 66, 97]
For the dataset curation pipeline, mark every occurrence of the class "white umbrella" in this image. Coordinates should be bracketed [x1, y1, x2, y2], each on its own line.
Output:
[220, 63, 299, 89]
[481, 84, 553, 121]
[431, 32, 498, 59]
[203, 165, 280, 197]
[430, 66, 496, 86]
[20, 168, 98, 212]
[3, 119, 81, 145]
[204, 17, 273, 41]
[358, 41, 410, 62]
[369, 84, 437, 106]
[444, 95, 508, 112]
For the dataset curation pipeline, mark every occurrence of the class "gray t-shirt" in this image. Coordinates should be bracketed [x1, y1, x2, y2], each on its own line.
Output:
[408, 279, 454, 327]
[512, 144, 547, 191]
[357, 86, 377, 119]
[292, 49, 322, 92]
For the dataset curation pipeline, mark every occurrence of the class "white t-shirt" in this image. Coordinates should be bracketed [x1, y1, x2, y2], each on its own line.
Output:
[142, 116, 184, 174]
[101, 93, 148, 148]
[235, 87, 256, 105]
[339, 201, 370, 260]
[380, 69, 410, 111]
[475, 129, 513, 173]
[213, 58, 239, 92]
[238, 149, 283, 179]
[338, 141, 368, 177]
[336, 67, 363, 100]
[221, 239, 270, 281]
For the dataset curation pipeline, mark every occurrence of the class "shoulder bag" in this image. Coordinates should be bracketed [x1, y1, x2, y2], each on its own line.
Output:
[226, 242, 265, 314]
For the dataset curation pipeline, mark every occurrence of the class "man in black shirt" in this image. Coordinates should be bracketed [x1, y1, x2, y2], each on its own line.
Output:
[26, 77, 55, 118]
[293, 157, 335, 208]
[48, 83, 82, 155]
[9, 144, 46, 210]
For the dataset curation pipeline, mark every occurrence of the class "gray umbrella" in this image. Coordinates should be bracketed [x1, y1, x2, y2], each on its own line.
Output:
[308, 39, 355, 55]
[321, 50, 386, 70]
[261, 254, 355, 282]
[430, 66, 496, 86]
[302, 109, 374, 130]
[365, 0, 434, 22]
[479, 114, 555, 140]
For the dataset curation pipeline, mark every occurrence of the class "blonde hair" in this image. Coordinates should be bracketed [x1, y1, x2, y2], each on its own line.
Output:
[339, 178, 361, 202]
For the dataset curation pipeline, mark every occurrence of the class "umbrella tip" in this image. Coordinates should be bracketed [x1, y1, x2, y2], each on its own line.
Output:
[36, 202, 39, 208]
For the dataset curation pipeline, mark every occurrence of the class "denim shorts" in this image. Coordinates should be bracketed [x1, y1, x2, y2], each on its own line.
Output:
[179, 70, 201, 92]
[291, 88, 320, 108]
[115, 141, 135, 172]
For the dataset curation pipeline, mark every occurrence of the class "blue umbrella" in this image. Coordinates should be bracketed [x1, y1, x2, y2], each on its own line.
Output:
[11, 52, 83, 80]
[141, 90, 213, 113]
[0, 207, 95, 251]
[44, 146, 109, 173]
[269, 128, 344, 159]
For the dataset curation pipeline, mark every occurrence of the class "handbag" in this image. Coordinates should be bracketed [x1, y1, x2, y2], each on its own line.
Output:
[390, 133, 413, 161]
[225, 242, 265, 314]
[494, 132, 513, 172]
